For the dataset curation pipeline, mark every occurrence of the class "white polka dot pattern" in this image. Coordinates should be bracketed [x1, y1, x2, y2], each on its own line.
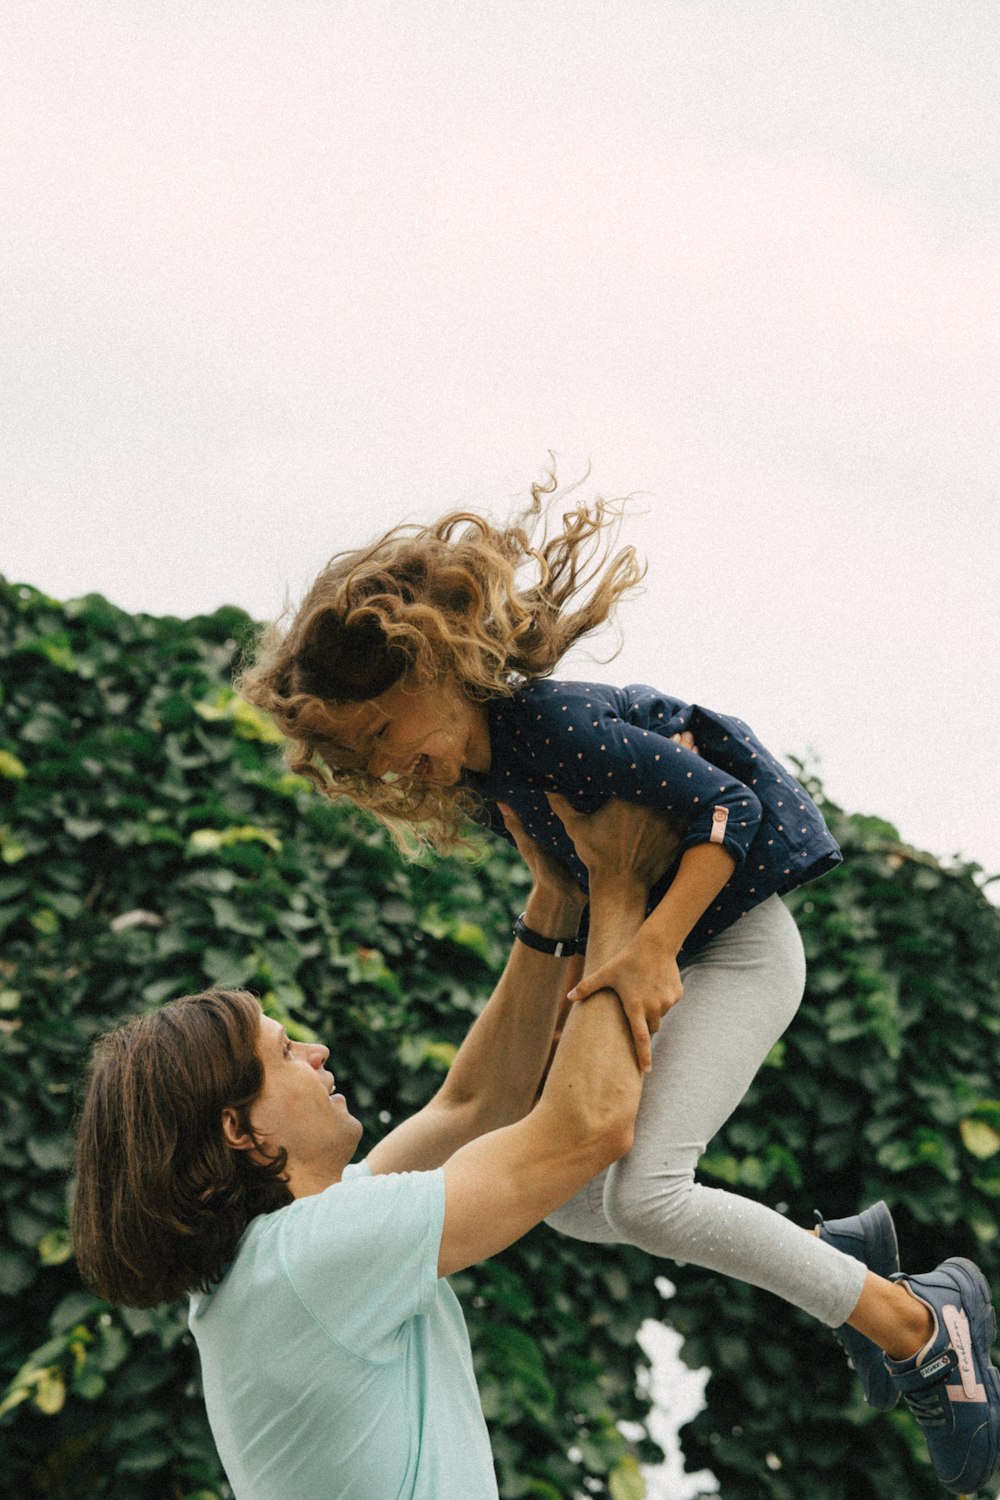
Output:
[466, 679, 842, 962]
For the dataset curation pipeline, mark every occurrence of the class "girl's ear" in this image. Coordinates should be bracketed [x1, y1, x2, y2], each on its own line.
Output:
[221, 1107, 255, 1153]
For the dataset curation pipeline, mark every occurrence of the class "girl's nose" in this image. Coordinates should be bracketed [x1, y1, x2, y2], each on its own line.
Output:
[367, 747, 389, 779]
[368, 746, 411, 782]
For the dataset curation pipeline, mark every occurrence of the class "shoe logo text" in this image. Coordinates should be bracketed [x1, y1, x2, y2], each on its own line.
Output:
[942, 1303, 986, 1403]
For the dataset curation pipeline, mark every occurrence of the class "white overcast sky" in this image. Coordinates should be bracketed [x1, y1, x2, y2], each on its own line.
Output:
[3, 0, 999, 883]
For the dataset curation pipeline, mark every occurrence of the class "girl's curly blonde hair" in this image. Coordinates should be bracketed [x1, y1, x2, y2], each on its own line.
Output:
[239, 467, 645, 852]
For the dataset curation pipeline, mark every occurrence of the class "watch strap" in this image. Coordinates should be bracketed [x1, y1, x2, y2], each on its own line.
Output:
[513, 912, 583, 958]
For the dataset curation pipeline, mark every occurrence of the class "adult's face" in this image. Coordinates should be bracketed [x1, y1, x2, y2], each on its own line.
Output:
[229, 1013, 363, 1195]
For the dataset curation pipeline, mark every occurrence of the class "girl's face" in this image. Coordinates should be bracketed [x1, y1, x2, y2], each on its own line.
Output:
[322, 675, 491, 785]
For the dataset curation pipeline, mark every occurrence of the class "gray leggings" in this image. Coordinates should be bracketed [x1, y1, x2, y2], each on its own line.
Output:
[545, 895, 866, 1328]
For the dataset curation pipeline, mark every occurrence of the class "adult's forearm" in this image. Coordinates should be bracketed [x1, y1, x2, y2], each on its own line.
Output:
[438, 885, 584, 1129]
[532, 875, 649, 1149]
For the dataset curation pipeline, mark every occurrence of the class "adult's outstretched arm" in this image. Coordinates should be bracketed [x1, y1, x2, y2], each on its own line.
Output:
[435, 849, 649, 1277]
[366, 802, 593, 1176]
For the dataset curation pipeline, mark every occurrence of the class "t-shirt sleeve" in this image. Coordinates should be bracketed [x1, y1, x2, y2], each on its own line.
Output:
[278, 1164, 446, 1363]
[525, 686, 763, 868]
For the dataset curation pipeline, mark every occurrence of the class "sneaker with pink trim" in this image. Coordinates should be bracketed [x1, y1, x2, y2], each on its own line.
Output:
[886, 1257, 1000, 1495]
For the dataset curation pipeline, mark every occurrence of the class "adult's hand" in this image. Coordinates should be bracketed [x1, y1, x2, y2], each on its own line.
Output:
[545, 793, 684, 893]
[545, 794, 686, 1071]
[498, 801, 586, 914]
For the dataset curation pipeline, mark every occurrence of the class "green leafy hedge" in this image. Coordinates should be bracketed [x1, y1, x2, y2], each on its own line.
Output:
[1, 577, 998, 1499]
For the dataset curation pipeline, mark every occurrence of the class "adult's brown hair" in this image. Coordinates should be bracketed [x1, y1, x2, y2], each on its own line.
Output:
[72, 989, 292, 1308]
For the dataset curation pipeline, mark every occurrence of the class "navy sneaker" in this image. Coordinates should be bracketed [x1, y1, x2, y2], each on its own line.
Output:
[887, 1258, 1000, 1495]
[815, 1200, 900, 1410]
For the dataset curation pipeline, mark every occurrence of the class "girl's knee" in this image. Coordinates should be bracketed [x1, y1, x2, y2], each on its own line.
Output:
[603, 1167, 696, 1250]
[545, 1180, 620, 1245]
[544, 1201, 594, 1242]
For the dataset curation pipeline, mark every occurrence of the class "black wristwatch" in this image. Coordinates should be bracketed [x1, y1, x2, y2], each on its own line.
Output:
[513, 913, 584, 958]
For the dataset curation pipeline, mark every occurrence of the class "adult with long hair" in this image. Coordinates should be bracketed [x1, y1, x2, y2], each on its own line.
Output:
[75, 795, 681, 1498]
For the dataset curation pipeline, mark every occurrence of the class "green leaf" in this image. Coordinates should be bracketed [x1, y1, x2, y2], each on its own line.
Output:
[33, 1367, 67, 1414]
[0, 1383, 32, 1419]
[37, 1228, 73, 1266]
[64, 816, 105, 839]
[187, 823, 282, 856]
[602, 1268, 631, 1303]
[0, 1248, 35, 1297]
[8, 1206, 50, 1247]
[186, 829, 225, 855]
[116, 1442, 175, 1473]
[609, 1455, 647, 1500]
[50, 1291, 103, 1334]
[448, 919, 490, 959]
[0, 749, 28, 779]
[201, 947, 257, 988]
[968, 1204, 1000, 1244]
[398, 1035, 458, 1072]
[109, 1408, 169, 1443]
[1, 837, 28, 864]
[961, 1118, 1000, 1160]
[698, 1153, 741, 1184]
[71, 1365, 107, 1400]
[195, 690, 286, 744]
[95, 1323, 130, 1372]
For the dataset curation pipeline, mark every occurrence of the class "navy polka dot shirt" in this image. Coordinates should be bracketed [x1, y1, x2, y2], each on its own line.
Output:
[463, 679, 842, 963]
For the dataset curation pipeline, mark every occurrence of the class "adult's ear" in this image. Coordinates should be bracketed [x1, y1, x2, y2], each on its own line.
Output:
[221, 1107, 255, 1152]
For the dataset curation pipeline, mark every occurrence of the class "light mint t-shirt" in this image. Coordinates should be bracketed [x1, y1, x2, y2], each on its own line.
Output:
[188, 1162, 498, 1500]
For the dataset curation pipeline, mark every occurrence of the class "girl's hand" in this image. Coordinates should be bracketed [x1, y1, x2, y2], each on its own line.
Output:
[566, 934, 683, 1073]
[498, 802, 584, 908]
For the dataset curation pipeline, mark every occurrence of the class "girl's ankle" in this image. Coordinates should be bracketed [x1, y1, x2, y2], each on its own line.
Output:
[884, 1284, 934, 1362]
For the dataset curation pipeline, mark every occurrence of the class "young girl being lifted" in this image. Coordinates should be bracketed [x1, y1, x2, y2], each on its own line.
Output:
[242, 470, 999, 1496]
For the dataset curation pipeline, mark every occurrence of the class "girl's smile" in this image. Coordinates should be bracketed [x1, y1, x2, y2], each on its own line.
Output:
[322, 676, 492, 785]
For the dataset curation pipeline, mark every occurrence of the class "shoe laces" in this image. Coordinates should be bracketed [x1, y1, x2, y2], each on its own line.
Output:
[902, 1385, 947, 1430]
